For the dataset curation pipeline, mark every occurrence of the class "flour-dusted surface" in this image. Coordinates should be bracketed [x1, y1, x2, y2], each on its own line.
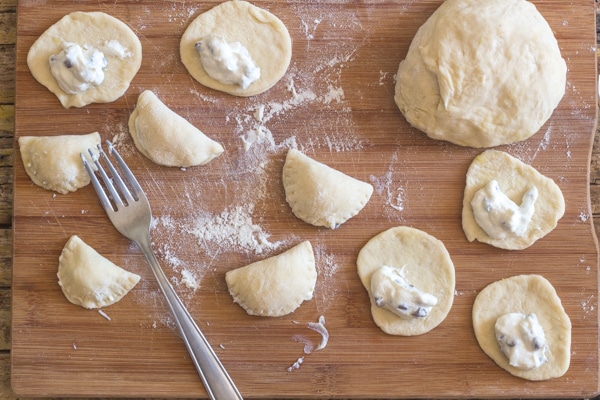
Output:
[12, 1, 599, 398]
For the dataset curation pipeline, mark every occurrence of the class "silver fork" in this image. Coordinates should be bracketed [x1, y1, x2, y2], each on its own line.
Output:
[81, 141, 243, 400]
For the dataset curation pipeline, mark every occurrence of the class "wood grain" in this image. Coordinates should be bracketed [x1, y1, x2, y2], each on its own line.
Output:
[0, 10, 15, 399]
[11, 0, 600, 398]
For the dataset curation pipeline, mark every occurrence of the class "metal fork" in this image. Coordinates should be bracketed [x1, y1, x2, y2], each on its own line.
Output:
[81, 141, 243, 400]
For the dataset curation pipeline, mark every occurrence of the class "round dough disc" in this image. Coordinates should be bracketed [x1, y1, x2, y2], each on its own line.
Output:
[394, 0, 566, 148]
[180, 0, 292, 97]
[27, 11, 142, 108]
[462, 149, 565, 250]
[472, 274, 571, 381]
[356, 226, 455, 336]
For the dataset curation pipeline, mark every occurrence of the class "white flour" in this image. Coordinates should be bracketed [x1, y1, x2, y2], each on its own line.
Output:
[186, 204, 285, 256]
[369, 153, 406, 218]
[137, 5, 373, 302]
[313, 244, 341, 313]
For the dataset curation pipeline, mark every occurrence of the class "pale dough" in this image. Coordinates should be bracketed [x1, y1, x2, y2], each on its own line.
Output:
[282, 148, 373, 229]
[472, 274, 571, 380]
[27, 11, 142, 108]
[19, 132, 101, 194]
[58, 235, 140, 309]
[356, 226, 455, 336]
[394, 0, 566, 148]
[180, 0, 292, 97]
[462, 150, 565, 250]
[128, 90, 224, 167]
[225, 241, 316, 317]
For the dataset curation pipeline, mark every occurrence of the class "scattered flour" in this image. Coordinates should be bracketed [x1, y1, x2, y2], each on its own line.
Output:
[579, 211, 590, 222]
[186, 204, 285, 256]
[369, 153, 406, 217]
[123, 5, 372, 324]
[147, 9, 371, 296]
[240, 124, 276, 151]
[229, 75, 360, 154]
[179, 268, 200, 291]
[312, 245, 341, 313]
[316, 246, 339, 280]
[507, 124, 554, 165]
[378, 70, 390, 86]
[581, 294, 596, 314]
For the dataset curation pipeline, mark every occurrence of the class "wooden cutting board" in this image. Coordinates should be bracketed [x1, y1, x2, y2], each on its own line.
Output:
[12, 0, 599, 398]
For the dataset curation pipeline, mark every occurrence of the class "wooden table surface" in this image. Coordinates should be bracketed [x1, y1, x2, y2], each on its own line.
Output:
[1, 0, 599, 399]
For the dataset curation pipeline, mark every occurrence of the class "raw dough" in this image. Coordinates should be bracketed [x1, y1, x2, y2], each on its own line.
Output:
[128, 90, 224, 167]
[462, 149, 565, 250]
[472, 274, 571, 380]
[356, 226, 455, 336]
[19, 132, 101, 194]
[58, 235, 140, 309]
[180, 0, 292, 97]
[225, 241, 316, 317]
[27, 11, 142, 108]
[394, 0, 566, 148]
[282, 148, 373, 229]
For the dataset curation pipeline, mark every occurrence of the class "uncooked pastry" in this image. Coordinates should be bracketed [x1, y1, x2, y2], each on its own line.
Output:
[58, 235, 140, 309]
[282, 148, 373, 229]
[19, 132, 101, 194]
[27, 11, 142, 108]
[356, 226, 455, 336]
[225, 241, 316, 317]
[394, 0, 566, 148]
[462, 149, 565, 250]
[128, 90, 224, 167]
[180, 0, 292, 97]
[472, 274, 571, 380]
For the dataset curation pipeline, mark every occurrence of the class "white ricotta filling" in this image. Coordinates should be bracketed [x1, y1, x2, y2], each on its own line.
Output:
[471, 180, 538, 239]
[195, 35, 260, 89]
[49, 42, 107, 94]
[495, 312, 548, 370]
[370, 265, 437, 320]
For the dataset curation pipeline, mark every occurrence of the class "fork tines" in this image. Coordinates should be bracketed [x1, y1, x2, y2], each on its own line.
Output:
[81, 141, 144, 212]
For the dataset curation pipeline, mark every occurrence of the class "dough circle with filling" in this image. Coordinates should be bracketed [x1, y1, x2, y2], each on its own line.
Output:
[472, 274, 571, 380]
[462, 149, 565, 250]
[356, 226, 455, 336]
[180, 0, 292, 97]
[394, 0, 566, 148]
[27, 11, 142, 108]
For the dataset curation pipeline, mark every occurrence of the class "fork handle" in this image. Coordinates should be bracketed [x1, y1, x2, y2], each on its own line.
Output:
[137, 238, 243, 400]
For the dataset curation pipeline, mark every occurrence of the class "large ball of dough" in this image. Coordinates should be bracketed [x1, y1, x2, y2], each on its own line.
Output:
[394, 0, 567, 148]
